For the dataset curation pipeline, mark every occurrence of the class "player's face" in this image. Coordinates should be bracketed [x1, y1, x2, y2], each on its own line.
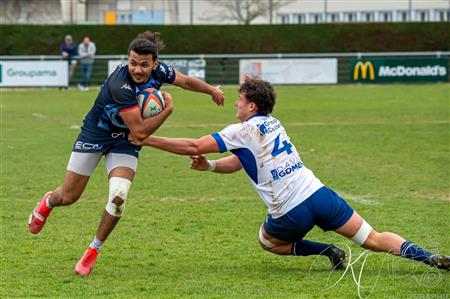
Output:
[235, 93, 254, 121]
[128, 50, 157, 84]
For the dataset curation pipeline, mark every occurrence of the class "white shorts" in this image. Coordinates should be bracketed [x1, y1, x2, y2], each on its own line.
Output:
[67, 152, 138, 176]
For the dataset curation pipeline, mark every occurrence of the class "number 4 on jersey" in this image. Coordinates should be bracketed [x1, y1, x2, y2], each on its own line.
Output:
[271, 134, 293, 157]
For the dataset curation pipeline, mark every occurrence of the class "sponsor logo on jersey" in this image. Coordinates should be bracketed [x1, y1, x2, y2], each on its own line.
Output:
[258, 119, 281, 135]
[74, 141, 102, 150]
[168, 66, 174, 79]
[111, 132, 125, 138]
[270, 157, 303, 181]
[120, 83, 132, 91]
[159, 64, 166, 75]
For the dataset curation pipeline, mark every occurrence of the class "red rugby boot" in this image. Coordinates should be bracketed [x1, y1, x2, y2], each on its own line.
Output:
[75, 247, 99, 276]
[28, 191, 53, 234]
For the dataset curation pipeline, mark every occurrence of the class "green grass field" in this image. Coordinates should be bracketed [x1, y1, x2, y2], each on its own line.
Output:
[1, 84, 449, 298]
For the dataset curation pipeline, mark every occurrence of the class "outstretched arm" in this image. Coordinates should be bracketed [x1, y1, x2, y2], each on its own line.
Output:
[172, 70, 224, 106]
[191, 155, 242, 174]
[131, 134, 219, 156]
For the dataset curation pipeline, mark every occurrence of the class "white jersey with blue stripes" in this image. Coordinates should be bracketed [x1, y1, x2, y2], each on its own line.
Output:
[211, 114, 324, 218]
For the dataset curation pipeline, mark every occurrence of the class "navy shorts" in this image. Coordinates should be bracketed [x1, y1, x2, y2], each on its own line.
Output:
[263, 186, 354, 243]
[72, 130, 141, 158]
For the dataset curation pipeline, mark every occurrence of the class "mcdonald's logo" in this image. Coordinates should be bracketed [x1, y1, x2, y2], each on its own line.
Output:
[353, 61, 375, 80]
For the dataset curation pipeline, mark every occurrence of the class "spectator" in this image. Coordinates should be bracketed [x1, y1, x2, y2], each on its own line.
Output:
[78, 36, 96, 91]
[60, 34, 78, 88]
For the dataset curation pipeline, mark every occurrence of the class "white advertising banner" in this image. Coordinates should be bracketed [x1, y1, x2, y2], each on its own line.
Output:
[108, 59, 206, 80]
[239, 58, 338, 84]
[164, 59, 206, 80]
[108, 60, 127, 76]
[0, 61, 68, 87]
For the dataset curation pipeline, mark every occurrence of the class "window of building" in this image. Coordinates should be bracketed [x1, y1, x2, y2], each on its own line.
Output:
[313, 14, 320, 23]
[348, 13, 356, 22]
[381, 12, 391, 22]
[419, 11, 427, 21]
[280, 14, 303, 24]
[365, 12, 372, 22]
[330, 13, 337, 22]
[401, 11, 408, 21]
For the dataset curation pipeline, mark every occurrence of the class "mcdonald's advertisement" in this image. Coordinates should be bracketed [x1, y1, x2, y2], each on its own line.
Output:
[351, 59, 448, 83]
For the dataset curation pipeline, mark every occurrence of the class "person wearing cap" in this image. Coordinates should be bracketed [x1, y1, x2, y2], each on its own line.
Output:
[60, 34, 78, 88]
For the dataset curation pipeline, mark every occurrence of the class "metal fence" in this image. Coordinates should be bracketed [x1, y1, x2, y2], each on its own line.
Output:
[1, 52, 449, 86]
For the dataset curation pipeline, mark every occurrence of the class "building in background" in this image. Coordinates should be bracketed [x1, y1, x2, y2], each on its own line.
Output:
[1, 0, 449, 25]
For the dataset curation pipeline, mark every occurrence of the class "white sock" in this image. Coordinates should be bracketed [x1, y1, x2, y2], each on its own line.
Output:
[90, 237, 104, 251]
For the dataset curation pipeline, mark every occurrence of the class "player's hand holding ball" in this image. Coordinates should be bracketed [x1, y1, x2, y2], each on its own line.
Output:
[160, 91, 173, 115]
[137, 88, 173, 119]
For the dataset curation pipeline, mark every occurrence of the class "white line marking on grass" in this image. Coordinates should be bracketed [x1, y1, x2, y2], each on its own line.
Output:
[337, 192, 379, 206]
[31, 113, 46, 119]
[158, 196, 247, 202]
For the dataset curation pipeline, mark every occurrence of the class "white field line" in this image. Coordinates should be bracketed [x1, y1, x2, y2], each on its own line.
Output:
[337, 192, 379, 206]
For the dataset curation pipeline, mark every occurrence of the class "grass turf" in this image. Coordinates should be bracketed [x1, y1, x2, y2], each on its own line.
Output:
[1, 84, 449, 298]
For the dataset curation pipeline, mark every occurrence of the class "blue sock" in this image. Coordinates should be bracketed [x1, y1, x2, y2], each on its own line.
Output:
[400, 241, 433, 265]
[292, 239, 333, 257]
[90, 237, 104, 252]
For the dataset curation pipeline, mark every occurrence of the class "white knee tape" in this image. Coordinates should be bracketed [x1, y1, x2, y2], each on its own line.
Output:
[351, 219, 373, 245]
[259, 226, 276, 249]
[105, 177, 132, 217]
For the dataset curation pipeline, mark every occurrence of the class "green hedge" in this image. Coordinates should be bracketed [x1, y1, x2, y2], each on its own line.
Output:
[1, 23, 449, 55]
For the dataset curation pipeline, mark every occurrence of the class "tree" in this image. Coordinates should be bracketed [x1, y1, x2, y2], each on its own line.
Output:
[204, 0, 294, 25]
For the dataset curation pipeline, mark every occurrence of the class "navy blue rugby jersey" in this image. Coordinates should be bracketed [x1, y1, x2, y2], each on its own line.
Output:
[80, 61, 175, 138]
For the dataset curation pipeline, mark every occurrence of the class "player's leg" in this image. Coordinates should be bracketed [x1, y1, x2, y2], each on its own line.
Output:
[259, 225, 345, 270]
[258, 194, 346, 270]
[85, 63, 93, 89]
[28, 152, 101, 234]
[75, 153, 137, 276]
[335, 210, 450, 270]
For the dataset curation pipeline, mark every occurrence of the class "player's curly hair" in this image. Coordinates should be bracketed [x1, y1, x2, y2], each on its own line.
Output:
[128, 31, 166, 60]
[239, 79, 276, 114]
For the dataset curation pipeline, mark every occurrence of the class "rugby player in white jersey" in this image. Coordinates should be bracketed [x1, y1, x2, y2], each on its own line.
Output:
[28, 31, 224, 276]
[131, 79, 450, 271]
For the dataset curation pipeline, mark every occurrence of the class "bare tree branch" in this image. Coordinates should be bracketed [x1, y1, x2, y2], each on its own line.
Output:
[202, 0, 294, 25]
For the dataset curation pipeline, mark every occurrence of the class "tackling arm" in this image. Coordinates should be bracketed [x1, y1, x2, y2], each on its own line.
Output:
[132, 134, 219, 156]
[172, 70, 224, 106]
[191, 155, 242, 174]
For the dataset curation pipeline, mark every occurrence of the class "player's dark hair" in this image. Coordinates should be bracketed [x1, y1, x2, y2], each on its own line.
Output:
[239, 79, 276, 114]
[128, 31, 165, 60]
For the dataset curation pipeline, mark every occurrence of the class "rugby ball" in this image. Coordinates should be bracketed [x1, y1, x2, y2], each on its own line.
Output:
[136, 88, 166, 118]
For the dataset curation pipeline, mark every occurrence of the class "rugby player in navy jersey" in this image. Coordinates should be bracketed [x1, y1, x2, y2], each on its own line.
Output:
[132, 79, 450, 272]
[28, 31, 224, 276]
